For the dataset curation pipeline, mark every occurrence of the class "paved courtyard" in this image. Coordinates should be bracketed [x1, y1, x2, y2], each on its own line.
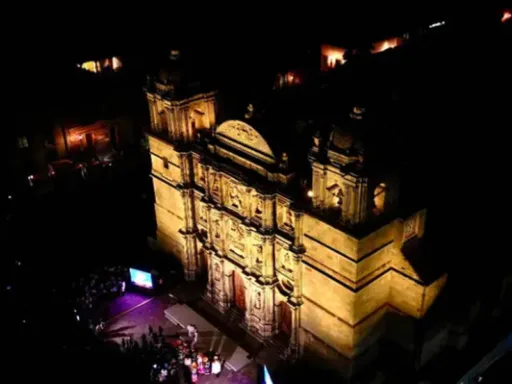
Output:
[103, 293, 258, 384]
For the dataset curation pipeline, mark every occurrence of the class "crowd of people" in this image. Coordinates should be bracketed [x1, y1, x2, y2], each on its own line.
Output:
[70, 265, 128, 328]
[119, 324, 224, 383]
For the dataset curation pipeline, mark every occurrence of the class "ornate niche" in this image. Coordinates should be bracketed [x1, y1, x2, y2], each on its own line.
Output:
[194, 162, 206, 188]
[326, 183, 344, 210]
[252, 241, 264, 273]
[228, 220, 245, 256]
[210, 171, 221, 200]
[253, 194, 264, 221]
[228, 181, 245, 213]
[212, 213, 223, 249]
[280, 250, 293, 274]
[214, 263, 222, 282]
[196, 201, 206, 224]
[283, 206, 295, 232]
[254, 290, 263, 310]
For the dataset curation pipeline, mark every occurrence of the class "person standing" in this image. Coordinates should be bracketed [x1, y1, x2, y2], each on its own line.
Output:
[197, 353, 204, 374]
[190, 362, 198, 383]
[212, 355, 221, 378]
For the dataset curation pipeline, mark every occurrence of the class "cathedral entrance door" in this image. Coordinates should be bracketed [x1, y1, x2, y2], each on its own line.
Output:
[280, 302, 292, 337]
[233, 272, 246, 311]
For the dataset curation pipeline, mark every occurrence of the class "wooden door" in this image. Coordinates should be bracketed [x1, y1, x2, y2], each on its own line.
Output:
[233, 272, 246, 311]
[281, 303, 292, 336]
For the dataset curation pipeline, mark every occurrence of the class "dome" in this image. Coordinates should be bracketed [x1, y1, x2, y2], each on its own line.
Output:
[330, 126, 354, 150]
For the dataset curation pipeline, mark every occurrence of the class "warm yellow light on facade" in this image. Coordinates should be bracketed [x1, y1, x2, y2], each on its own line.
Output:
[81, 61, 98, 73]
[112, 56, 122, 70]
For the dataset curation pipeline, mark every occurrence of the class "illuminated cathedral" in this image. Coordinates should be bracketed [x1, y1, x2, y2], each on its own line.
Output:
[144, 53, 446, 371]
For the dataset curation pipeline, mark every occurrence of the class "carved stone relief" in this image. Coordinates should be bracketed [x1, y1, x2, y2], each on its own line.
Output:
[214, 219, 222, 239]
[229, 183, 244, 210]
[230, 121, 257, 143]
[198, 164, 205, 185]
[284, 206, 294, 230]
[214, 263, 221, 281]
[200, 204, 207, 222]
[211, 172, 220, 194]
[254, 291, 262, 310]
[254, 195, 263, 218]
[229, 221, 245, 253]
[254, 244, 263, 266]
[282, 251, 293, 272]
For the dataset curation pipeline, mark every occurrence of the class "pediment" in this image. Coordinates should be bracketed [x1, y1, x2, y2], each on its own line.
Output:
[216, 120, 276, 164]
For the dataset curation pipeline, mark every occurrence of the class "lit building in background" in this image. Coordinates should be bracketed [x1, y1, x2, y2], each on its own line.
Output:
[53, 117, 133, 159]
[320, 44, 346, 71]
[79, 56, 123, 74]
[502, 10, 511, 23]
[371, 37, 403, 54]
[145, 54, 447, 377]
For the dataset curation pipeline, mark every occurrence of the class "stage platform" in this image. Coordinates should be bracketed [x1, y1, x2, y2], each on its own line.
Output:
[164, 304, 252, 372]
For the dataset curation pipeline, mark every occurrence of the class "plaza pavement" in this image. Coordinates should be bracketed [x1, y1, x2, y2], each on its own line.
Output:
[103, 292, 258, 384]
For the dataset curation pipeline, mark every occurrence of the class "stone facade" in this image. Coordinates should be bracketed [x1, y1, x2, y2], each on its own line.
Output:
[146, 85, 446, 367]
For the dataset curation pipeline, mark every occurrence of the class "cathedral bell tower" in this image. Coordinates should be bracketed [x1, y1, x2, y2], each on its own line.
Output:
[145, 59, 217, 281]
[310, 106, 387, 226]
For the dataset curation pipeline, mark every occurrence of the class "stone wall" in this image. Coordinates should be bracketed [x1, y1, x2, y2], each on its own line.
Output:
[301, 297, 355, 356]
[356, 244, 392, 284]
[389, 271, 424, 318]
[302, 263, 355, 323]
[423, 274, 447, 315]
[153, 177, 185, 220]
[304, 235, 357, 284]
[357, 221, 396, 258]
[148, 136, 181, 166]
[151, 154, 181, 184]
[354, 272, 390, 323]
[155, 205, 185, 260]
[303, 214, 358, 259]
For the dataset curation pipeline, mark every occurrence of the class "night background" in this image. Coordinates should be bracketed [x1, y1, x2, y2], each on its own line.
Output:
[3, 8, 511, 384]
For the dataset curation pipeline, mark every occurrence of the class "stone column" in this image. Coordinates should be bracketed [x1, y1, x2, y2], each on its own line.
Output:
[349, 184, 357, 225]
[291, 253, 303, 301]
[182, 232, 198, 281]
[219, 262, 231, 313]
[205, 249, 214, 301]
[260, 284, 275, 338]
[288, 302, 301, 356]
[206, 98, 216, 128]
[292, 212, 305, 252]
[179, 152, 192, 185]
[262, 195, 274, 231]
[205, 204, 213, 249]
[261, 235, 275, 282]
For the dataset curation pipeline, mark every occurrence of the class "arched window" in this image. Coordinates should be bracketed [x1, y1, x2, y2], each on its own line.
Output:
[373, 183, 387, 214]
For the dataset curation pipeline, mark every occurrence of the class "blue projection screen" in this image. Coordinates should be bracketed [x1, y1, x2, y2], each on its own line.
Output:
[129, 268, 153, 289]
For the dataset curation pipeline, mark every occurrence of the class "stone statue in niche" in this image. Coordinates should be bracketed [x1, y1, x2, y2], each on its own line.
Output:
[255, 291, 262, 309]
[284, 206, 294, 229]
[254, 196, 263, 218]
[254, 244, 263, 265]
[283, 252, 291, 270]
[214, 220, 221, 239]
[199, 166, 205, 185]
[200, 204, 207, 222]
[230, 222, 244, 251]
[229, 184, 244, 210]
[212, 173, 219, 193]
[214, 263, 221, 281]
